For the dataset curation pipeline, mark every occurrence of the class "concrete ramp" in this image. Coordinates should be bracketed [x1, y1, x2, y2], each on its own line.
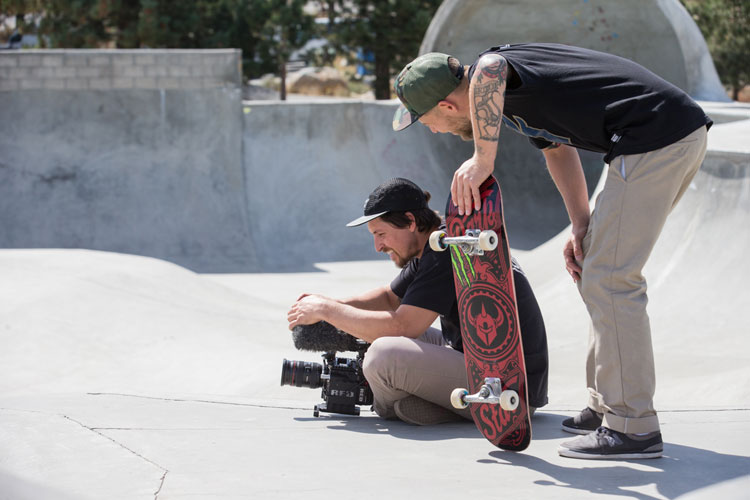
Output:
[0, 103, 748, 499]
[1, 11, 749, 497]
[421, 0, 728, 101]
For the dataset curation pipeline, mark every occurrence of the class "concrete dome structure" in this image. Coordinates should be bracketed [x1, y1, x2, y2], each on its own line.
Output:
[420, 0, 729, 102]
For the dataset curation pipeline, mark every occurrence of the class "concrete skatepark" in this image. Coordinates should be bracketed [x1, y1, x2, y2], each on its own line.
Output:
[1, 0, 749, 498]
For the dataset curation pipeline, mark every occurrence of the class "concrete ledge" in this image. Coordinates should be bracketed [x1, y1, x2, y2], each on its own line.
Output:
[0, 49, 241, 91]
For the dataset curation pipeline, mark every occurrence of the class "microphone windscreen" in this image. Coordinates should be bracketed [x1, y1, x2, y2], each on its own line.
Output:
[292, 322, 363, 352]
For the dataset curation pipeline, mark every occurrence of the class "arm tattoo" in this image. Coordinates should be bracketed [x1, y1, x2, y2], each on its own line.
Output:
[473, 56, 507, 142]
[546, 143, 562, 150]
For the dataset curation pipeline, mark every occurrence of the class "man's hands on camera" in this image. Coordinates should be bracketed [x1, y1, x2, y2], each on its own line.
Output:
[288, 293, 331, 330]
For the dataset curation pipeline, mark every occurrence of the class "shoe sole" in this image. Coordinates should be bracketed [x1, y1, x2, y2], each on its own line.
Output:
[561, 425, 598, 435]
[558, 447, 663, 460]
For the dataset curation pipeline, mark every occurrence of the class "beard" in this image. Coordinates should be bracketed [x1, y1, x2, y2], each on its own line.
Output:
[384, 247, 416, 269]
[391, 250, 409, 269]
[447, 115, 473, 141]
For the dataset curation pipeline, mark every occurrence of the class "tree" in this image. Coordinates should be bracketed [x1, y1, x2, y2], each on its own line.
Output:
[681, 0, 749, 100]
[324, 0, 441, 99]
[33, 0, 115, 47]
[260, 0, 316, 99]
[1, 0, 316, 82]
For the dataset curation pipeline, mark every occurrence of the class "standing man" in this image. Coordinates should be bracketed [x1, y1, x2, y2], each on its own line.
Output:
[288, 177, 549, 426]
[392, 43, 711, 459]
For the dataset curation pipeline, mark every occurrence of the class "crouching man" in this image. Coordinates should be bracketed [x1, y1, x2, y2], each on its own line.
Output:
[287, 178, 548, 425]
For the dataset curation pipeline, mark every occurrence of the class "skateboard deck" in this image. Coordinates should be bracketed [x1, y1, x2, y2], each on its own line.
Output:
[430, 175, 531, 451]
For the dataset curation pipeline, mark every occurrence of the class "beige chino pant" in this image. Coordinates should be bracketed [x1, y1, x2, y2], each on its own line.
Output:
[362, 327, 472, 420]
[578, 126, 708, 434]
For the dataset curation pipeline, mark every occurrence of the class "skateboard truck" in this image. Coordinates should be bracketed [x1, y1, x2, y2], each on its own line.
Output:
[429, 229, 498, 256]
[450, 378, 519, 411]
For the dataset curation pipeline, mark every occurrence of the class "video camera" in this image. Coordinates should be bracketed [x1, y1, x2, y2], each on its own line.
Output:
[280, 322, 373, 417]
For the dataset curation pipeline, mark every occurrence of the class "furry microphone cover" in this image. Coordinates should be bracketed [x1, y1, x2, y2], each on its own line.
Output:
[291, 322, 366, 352]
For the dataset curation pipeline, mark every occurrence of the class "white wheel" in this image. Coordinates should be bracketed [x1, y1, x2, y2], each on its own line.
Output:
[478, 230, 498, 251]
[499, 390, 519, 411]
[450, 388, 469, 409]
[429, 230, 447, 252]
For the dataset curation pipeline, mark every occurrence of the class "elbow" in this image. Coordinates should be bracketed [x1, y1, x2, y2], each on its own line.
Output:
[379, 314, 421, 339]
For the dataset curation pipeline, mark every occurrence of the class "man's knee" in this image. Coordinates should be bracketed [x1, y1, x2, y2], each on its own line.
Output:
[580, 266, 646, 302]
[362, 336, 410, 382]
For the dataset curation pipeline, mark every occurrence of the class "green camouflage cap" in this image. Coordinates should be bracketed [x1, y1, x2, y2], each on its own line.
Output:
[392, 52, 463, 131]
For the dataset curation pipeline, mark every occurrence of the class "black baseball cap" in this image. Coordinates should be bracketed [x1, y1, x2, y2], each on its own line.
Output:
[346, 178, 429, 227]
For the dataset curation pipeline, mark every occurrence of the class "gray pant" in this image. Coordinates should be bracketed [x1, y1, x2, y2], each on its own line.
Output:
[579, 126, 708, 434]
[362, 327, 472, 420]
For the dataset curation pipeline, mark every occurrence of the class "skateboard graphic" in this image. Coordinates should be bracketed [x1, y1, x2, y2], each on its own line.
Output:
[429, 175, 531, 451]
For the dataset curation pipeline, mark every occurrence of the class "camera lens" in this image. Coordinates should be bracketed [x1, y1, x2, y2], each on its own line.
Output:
[280, 359, 323, 388]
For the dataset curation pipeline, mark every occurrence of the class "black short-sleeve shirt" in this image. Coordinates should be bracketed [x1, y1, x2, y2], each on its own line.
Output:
[390, 236, 463, 350]
[467, 43, 712, 163]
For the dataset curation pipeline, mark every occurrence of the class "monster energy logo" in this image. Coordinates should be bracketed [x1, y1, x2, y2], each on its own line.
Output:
[451, 246, 476, 287]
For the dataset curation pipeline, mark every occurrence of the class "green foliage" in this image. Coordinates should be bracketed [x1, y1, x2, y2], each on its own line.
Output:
[324, 0, 442, 99]
[1, 0, 317, 80]
[682, 0, 749, 100]
[3, 0, 438, 98]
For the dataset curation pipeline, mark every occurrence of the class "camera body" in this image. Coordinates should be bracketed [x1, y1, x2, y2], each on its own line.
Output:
[281, 322, 374, 417]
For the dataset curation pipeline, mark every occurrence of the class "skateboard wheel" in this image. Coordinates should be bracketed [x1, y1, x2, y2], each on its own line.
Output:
[429, 230, 447, 252]
[499, 390, 519, 411]
[478, 230, 498, 251]
[450, 388, 469, 409]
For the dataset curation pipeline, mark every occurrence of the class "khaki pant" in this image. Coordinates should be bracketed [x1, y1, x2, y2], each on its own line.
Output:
[362, 327, 472, 420]
[578, 126, 708, 434]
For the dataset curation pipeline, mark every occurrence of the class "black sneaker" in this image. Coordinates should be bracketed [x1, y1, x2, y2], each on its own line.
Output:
[561, 407, 603, 434]
[393, 396, 466, 426]
[558, 426, 663, 459]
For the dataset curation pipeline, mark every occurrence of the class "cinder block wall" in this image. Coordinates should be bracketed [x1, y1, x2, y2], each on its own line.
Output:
[0, 49, 241, 91]
[0, 49, 257, 272]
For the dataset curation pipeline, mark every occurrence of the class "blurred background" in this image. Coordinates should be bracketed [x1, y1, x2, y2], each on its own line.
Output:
[1, 0, 747, 102]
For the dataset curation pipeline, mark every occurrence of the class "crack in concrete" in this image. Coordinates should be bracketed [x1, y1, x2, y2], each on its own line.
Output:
[154, 471, 167, 499]
[87, 391, 310, 410]
[62, 415, 169, 499]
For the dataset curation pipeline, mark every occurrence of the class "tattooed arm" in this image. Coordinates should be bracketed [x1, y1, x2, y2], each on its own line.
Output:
[452, 53, 508, 215]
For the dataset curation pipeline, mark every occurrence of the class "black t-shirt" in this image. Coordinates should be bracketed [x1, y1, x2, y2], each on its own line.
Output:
[467, 43, 712, 163]
[390, 235, 463, 350]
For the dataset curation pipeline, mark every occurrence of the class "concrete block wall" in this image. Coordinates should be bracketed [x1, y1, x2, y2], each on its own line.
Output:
[0, 49, 256, 272]
[0, 49, 241, 92]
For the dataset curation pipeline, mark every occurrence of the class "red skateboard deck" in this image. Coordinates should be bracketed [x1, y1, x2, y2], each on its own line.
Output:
[432, 175, 531, 451]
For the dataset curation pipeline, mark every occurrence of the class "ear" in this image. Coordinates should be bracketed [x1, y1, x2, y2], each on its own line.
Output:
[436, 99, 458, 113]
[405, 212, 417, 232]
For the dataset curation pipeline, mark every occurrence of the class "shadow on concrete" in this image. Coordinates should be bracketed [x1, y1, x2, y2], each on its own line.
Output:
[0, 471, 78, 500]
[483, 444, 750, 500]
[295, 410, 570, 443]
[295, 413, 481, 442]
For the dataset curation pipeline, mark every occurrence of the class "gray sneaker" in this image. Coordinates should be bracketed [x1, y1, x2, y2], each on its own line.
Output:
[558, 426, 663, 459]
[561, 407, 603, 434]
[394, 396, 465, 426]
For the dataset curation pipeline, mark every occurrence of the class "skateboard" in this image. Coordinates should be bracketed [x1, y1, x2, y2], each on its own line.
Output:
[429, 175, 531, 451]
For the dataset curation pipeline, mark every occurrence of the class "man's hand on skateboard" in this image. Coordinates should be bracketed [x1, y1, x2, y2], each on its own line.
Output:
[451, 153, 494, 216]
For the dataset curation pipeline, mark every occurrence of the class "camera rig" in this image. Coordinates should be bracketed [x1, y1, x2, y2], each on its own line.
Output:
[280, 322, 373, 417]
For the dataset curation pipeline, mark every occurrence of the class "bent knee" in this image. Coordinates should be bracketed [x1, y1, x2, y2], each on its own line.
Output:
[362, 336, 415, 380]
